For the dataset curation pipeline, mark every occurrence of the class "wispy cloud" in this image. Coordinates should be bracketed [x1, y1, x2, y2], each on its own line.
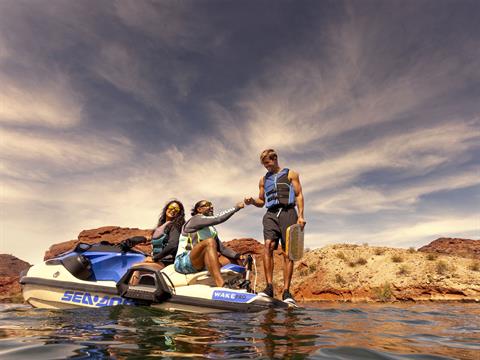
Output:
[0, 72, 83, 128]
[93, 43, 160, 105]
[1, 1, 479, 263]
[230, 2, 480, 155]
[307, 214, 480, 249]
[315, 170, 480, 215]
[301, 120, 480, 192]
[0, 127, 132, 176]
[114, 1, 221, 52]
[384, 215, 480, 246]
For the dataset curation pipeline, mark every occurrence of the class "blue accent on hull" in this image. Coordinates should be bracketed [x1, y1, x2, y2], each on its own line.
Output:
[221, 263, 245, 273]
[86, 252, 145, 281]
[53, 248, 145, 282]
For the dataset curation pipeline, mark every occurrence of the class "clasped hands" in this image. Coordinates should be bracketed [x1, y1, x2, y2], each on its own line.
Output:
[236, 198, 254, 209]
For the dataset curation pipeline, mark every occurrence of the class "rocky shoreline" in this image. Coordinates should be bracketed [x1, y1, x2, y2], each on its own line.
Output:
[0, 254, 31, 303]
[2, 227, 479, 303]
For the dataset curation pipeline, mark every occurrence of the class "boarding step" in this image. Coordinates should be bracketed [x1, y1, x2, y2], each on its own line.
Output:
[123, 285, 158, 302]
[117, 266, 173, 304]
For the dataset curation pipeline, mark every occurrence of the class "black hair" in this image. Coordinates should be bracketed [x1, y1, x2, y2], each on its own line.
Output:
[157, 199, 185, 231]
[191, 200, 211, 216]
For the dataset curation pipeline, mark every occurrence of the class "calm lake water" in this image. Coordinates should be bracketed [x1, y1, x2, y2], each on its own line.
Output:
[0, 302, 479, 359]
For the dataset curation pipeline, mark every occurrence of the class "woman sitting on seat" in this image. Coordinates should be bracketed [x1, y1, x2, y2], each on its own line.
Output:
[146, 199, 186, 266]
[128, 200, 185, 284]
[174, 200, 247, 288]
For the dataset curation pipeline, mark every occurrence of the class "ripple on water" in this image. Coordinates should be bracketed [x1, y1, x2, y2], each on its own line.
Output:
[0, 338, 85, 360]
[0, 303, 479, 359]
[316, 346, 456, 360]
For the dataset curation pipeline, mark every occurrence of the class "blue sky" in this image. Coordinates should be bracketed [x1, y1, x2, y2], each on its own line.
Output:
[1, 0, 479, 263]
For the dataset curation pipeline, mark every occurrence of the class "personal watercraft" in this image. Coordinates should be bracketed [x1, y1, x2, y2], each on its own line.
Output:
[20, 241, 289, 313]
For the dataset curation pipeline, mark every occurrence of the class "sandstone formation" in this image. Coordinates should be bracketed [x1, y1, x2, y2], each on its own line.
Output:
[0, 255, 31, 303]
[418, 238, 480, 259]
[3, 228, 479, 303]
[43, 226, 152, 260]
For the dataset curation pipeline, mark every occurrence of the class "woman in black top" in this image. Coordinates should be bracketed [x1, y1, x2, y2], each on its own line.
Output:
[146, 199, 186, 266]
[128, 200, 185, 284]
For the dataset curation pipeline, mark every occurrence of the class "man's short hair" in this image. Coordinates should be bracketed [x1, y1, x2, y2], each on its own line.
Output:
[260, 149, 278, 162]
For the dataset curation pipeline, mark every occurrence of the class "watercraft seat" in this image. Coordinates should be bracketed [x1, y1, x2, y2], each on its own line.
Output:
[161, 264, 245, 287]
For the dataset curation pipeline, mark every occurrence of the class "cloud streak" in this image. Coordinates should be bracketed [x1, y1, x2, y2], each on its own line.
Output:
[0, 72, 83, 128]
[1, 1, 479, 263]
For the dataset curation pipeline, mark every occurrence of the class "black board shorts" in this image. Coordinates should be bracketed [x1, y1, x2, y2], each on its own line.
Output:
[263, 207, 298, 250]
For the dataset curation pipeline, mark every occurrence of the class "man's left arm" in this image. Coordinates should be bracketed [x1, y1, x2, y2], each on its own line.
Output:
[289, 170, 306, 229]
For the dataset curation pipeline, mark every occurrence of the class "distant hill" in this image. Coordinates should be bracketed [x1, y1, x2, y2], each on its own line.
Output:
[418, 238, 480, 259]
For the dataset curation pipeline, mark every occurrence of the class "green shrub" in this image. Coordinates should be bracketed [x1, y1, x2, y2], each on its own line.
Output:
[335, 273, 346, 285]
[391, 254, 403, 263]
[308, 264, 317, 273]
[426, 253, 438, 261]
[336, 251, 347, 261]
[436, 260, 448, 275]
[374, 248, 385, 256]
[356, 257, 367, 265]
[408, 247, 416, 253]
[397, 265, 409, 275]
[373, 282, 393, 302]
[348, 261, 356, 267]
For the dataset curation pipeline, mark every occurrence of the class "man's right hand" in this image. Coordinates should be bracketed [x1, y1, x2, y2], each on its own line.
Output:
[244, 197, 255, 205]
[236, 201, 245, 209]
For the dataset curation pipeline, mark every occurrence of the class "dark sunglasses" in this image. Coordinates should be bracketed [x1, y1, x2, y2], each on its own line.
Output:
[198, 201, 212, 208]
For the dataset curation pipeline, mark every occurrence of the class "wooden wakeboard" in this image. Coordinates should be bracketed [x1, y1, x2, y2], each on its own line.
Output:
[285, 224, 304, 261]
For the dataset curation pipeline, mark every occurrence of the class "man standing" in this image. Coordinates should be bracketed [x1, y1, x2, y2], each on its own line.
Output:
[245, 149, 306, 304]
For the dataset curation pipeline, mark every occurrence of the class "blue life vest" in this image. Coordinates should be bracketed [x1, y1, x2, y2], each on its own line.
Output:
[264, 168, 295, 209]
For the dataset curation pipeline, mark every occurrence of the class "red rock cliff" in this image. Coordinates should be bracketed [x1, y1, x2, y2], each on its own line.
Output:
[418, 238, 480, 259]
[0, 255, 31, 303]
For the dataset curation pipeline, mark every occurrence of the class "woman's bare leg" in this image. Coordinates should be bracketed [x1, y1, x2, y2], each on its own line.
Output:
[129, 262, 165, 285]
[130, 270, 141, 285]
[218, 255, 230, 266]
[219, 254, 242, 266]
[190, 238, 224, 287]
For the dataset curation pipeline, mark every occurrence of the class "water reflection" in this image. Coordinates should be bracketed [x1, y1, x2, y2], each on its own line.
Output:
[256, 308, 318, 359]
[0, 303, 479, 359]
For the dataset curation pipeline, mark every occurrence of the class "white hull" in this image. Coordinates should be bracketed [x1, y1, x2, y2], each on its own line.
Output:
[21, 262, 288, 313]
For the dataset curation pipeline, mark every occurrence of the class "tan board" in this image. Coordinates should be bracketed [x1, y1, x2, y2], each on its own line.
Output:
[285, 224, 304, 261]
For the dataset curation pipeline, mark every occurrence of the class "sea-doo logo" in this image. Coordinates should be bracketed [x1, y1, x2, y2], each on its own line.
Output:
[61, 290, 134, 307]
[212, 290, 256, 303]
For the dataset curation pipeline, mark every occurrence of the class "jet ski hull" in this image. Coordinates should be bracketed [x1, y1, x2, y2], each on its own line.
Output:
[22, 276, 287, 313]
[20, 243, 290, 313]
[22, 283, 128, 309]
